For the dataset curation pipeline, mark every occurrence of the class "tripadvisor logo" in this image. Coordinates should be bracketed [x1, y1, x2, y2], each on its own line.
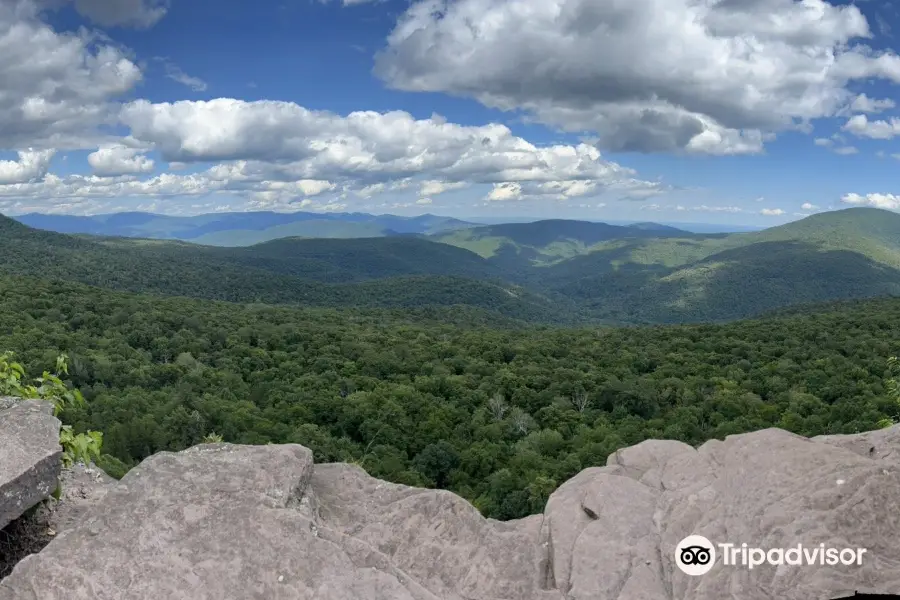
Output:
[675, 535, 868, 576]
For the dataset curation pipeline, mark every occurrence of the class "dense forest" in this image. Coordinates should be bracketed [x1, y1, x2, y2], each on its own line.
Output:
[3, 271, 898, 520]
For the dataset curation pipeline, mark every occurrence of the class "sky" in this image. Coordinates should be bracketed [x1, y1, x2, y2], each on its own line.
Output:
[3, 0, 900, 225]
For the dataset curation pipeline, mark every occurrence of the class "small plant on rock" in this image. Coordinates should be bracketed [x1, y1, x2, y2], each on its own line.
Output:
[0, 351, 104, 468]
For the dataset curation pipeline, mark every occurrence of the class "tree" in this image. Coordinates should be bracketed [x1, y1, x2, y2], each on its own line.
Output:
[413, 441, 461, 488]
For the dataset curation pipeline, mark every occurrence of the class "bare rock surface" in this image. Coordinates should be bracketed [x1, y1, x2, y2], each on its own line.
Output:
[39, 462, 116, 536]
[0, 400, 61, 530]
[3, 426, 900, 599]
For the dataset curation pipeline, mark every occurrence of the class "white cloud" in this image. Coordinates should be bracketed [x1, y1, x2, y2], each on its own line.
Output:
[0, 166, 338, 214]
[850, 93, 896, 113]
[0, 1, 142, 151]
[0, 150, 55, 184]
[116, 98, 667, 202]
[160, 61, 208, 92]
[0, 1, 674, 214]
[832, 145, 859, 155]
[415, 197, 433, 205]
[376, 0, 900, 155]
[841, 192, 900, 209]
[801, 202, 819, 210]
[87, 145, 155, 176]
[677, 204, 745, 213]
[486, 182, 522, 202]
[843, 114, 900, 139]
[760, 208, 785, 216]
[419, 180, 467, 196]
[814, 138, 833, 147]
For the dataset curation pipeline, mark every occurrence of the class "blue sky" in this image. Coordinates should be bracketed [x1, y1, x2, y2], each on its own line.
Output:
[2, 0, 900, 225]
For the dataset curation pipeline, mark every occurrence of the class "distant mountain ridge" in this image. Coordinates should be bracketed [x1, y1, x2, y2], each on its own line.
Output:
[7, 206, 900, 325]
[14, 211, 475, 246]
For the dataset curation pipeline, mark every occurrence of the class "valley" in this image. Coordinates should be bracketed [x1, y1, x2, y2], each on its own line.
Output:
[13, 206, 900, 325]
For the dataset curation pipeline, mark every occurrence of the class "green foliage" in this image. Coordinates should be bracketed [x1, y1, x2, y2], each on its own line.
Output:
[59, 426, 102, 468]
[94, 454, 129, 480]
[0, 351, 36, 398]
[0, 351, 103, 469]
[202, 432, 224, 443]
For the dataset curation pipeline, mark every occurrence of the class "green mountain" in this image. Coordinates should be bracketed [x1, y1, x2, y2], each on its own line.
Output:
[431, 219, 697, 270]
[8, 207, 900, 326]
[549, 208, 900, 323]
[0, 216, 570, 323]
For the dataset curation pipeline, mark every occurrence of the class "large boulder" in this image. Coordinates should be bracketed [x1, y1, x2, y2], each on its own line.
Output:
[3, 426, 900, 599]
[0, 399, 61, 530]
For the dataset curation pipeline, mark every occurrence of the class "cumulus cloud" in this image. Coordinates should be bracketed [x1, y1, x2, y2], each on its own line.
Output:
[0, 166, 337, 212]
[841, 192, 900, 209]
[843, 114, 900, 139]
[87, 145, 155, 176]
[0, 0, 674, 213]
[116, 98, 667, 202]
[801, 202, 819, 210]
[0, 1, 142, 151]
[0, 150, 55, 184]
[760, 208, 786, 216]
[376, 0, 900, 155]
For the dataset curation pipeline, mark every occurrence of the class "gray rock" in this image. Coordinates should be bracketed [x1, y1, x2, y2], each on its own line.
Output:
[0, 400, 61, 530]
[37, 462, 116, 537]
[4, 426, 900, 599]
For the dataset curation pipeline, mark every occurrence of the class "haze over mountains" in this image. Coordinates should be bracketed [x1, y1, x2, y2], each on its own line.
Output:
[9, 206, 900, 325]
[13, 211, 475, 246]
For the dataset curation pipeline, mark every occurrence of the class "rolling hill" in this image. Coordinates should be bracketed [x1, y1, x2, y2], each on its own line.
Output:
[14, 211, 475, 245]
[546, 208, 900, 323]
[8, 206, 900, 326]
[430, 219, 701, 272]
[0, 216, 572, 323]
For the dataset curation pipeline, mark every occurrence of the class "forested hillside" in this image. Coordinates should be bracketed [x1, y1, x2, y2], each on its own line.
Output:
[0, 216, 570, 323]
[9, 208, 900, 327]
[3, 270, 897, 520]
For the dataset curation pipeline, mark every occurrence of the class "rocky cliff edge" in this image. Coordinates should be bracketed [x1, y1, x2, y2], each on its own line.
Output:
[1, 398, 899, 599]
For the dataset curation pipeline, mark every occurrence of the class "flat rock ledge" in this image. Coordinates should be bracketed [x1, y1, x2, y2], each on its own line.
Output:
[3, 425, 900, 599]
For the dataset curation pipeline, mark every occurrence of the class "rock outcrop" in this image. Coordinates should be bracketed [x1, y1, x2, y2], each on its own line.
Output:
[0, 399, 61, 530]
[2, 418, 900, 598]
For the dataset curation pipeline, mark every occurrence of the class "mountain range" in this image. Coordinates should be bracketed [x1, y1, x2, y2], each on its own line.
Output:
[13, 211, 475, 246]
[7, 206, 900, 325]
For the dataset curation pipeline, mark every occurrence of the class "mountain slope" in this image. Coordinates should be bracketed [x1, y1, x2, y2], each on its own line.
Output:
[431, 219, 698, 271]
[739, 207, 900, 268]
[0, 216, 572, 323]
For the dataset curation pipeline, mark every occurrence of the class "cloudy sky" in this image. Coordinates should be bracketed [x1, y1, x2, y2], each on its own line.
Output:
[3, 0, 900, 224]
